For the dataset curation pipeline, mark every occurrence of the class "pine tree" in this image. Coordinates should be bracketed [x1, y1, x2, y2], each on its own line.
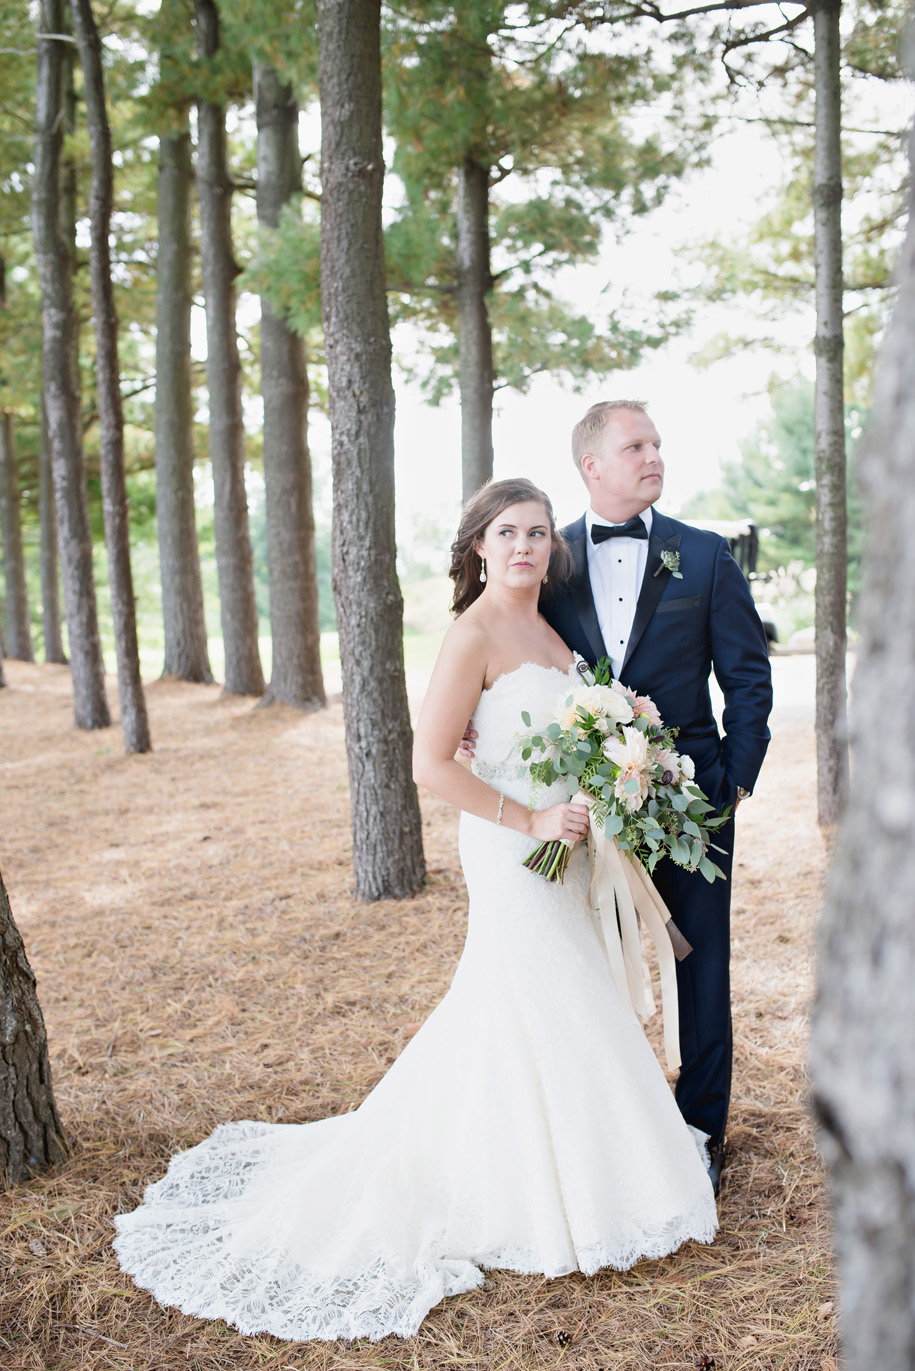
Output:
[811, 89, 915, 1366]
[384, 2, 701, 498]
[811, 0, 848, 825]
[39, 398, 67, 664]
[254, 57, 325, 711]
[0, 408, 34, 663]
[0, 865, 68, 1185]
[195, 0, 265, 697]
[31, 0, 110, 730]
[153, 0, 214, 684]
[71, 0, 151, 754]
[318, 0, 425, 900]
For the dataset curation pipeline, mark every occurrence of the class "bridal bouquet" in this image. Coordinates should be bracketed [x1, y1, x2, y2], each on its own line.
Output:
[519, 660, 729, 884]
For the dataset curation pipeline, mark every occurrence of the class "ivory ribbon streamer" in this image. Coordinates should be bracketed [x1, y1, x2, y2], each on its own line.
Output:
[572, 790, 688, 1072]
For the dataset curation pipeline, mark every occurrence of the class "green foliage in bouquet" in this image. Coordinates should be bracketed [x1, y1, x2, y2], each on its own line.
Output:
[519, 658, 729, 884]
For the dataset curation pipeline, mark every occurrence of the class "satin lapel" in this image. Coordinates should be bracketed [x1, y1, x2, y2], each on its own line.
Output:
[621, 514, 682, 677]
[568, 521, 607, 665]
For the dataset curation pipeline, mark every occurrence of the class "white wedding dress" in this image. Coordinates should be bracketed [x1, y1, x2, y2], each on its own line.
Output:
[114, 662, 717, 1342]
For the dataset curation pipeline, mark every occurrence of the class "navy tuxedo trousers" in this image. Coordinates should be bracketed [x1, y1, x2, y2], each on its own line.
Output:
[541, 511, 772, 1146]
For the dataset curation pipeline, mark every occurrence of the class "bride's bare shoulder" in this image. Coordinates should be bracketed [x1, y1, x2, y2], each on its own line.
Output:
[435, 611, 493, 675]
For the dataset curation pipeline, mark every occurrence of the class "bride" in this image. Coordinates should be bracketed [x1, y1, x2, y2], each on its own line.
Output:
[114, 477, 717, 1343]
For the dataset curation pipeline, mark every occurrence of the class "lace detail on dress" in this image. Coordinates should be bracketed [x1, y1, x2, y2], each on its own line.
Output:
[114, 660, 717, 1343]
[471, 758, 513, 782]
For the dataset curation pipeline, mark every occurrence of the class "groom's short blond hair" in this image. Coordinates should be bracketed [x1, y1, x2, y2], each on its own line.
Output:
[572, 400, 649, 476]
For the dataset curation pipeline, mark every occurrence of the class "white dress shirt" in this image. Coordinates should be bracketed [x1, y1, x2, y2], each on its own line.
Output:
[585, 506, 653, 679]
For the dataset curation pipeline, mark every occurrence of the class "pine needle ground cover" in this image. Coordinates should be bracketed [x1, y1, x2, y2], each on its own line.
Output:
[0, 661, 836, 1371]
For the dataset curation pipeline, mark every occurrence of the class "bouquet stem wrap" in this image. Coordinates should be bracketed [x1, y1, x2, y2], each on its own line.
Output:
[574, 790, 692, 1072]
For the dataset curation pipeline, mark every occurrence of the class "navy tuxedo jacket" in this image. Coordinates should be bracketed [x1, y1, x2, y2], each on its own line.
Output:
[542, 511, 773, 808]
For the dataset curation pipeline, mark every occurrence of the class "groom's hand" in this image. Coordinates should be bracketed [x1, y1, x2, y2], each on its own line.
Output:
[456, 723, 477, 760]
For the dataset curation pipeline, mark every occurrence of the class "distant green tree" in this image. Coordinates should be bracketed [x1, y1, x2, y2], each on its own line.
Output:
[680, 380, 865, 592]
[383, 1, 707, 498]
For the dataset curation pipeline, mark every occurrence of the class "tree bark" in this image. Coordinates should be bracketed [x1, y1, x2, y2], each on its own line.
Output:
[813, 0, 849, 826]
[39, 398, 67, 664]
[31, 0, 110, 730]
[156, 122, 213, 684]
[318, 0, 425, 901]
[0, 249, 36, 664]
[456, 155, 495, 502]
[0, 413, 34, 662]
[811, 120, 915, 1371]
[71, 0, 151, 755]
[195, 0, 265, 698]
[254, 61, 325, 712]
[0, 866, 68, 1185]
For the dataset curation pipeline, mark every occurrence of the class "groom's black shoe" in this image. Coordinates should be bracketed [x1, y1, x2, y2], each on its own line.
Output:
[707, 1140, 726, 1197]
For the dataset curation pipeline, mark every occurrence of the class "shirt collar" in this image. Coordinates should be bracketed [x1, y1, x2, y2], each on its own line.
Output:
[585, 506, 653, 538]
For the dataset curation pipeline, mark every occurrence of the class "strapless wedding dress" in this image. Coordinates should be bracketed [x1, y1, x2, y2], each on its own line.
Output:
[114, 661, 717, 1342]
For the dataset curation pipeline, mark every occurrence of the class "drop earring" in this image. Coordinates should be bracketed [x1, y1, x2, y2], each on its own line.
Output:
[479, 557, 486, 584]
[542, 573, 549, 584]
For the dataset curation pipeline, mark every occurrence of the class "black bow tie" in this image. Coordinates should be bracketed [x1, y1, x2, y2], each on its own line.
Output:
[591, 517, 648, 544]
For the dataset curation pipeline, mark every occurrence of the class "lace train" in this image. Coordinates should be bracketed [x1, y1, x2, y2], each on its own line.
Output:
[114, 661, 717, 1341]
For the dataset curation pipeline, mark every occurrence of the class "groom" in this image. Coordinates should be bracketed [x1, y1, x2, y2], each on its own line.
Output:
[542, 399, 773, 1194]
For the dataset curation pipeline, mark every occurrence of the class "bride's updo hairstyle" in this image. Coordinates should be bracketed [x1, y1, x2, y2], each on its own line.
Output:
[449, 477, 570, 616]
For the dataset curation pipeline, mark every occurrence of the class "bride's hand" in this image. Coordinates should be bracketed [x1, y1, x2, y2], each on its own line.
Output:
[527, 801, 590, 844]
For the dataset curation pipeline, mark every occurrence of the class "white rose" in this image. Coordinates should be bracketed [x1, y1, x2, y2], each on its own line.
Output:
[679, 753, 695, 781]
[581, 684, 633, 726]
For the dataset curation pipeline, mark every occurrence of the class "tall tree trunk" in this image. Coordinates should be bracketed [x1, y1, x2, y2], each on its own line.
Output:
[156, 122, 212, 684]
[194, 0, 264, 698]
[318, 0, 425, 901]
[811, 123, 915, 1371]
[0, 866, 68, 1185]
[456, 156, 495, 502]
[61, 23, 81, 404]
[0, 256, 35, 664]
[813, 0, 848, 826]
[0, 413, 34, 662]
[254, 60, 325, 712]
[31, 0, 110, 730]
[71, 0, 150, 754]
[39, 398, 67, 664]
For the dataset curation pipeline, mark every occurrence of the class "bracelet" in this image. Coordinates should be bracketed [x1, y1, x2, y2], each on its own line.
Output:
[496, 793, 505, 826]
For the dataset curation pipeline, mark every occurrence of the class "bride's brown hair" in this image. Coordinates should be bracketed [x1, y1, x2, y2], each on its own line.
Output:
[449, 478, 571, 616]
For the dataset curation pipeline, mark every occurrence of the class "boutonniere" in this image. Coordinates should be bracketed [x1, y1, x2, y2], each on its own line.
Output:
[654, 549, 682, 580]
